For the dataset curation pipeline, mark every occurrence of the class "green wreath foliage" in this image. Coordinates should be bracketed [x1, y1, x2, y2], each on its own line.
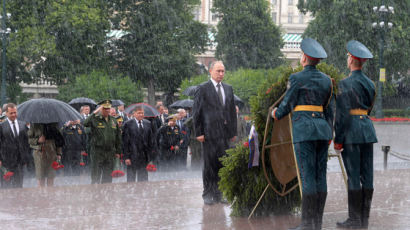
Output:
[219, 63, 345, 217]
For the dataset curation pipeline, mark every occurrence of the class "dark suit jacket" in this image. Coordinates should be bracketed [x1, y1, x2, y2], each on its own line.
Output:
[0, 120, 30, 169]
[122, 119, 154, 166]
[193, 80, 237, 140]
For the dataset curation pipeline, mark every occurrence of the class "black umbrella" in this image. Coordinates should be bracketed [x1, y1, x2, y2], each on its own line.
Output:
[112, 99, 125, 107]
[124, 103, 160, 118]
[169, 99, 194, 109]
[182, 86, 198, 97]
[234, 95, 245, 109]
[68, 97, 97, 111]
[18, 98, 83, 125]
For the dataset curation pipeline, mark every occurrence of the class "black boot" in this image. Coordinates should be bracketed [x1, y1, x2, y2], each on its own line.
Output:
[361, 188, 374, 229]
[337, 190, 362, 229]
[315, 192, 327, 230]
[289, 193, 317, 230]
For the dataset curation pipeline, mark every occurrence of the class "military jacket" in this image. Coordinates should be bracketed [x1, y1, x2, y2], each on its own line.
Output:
[83, 113, 121, 154]
[157, 125, 182, 151]
[61, 125, 86, 152]
[334, 70, 378, 144]
[275, 65, 333, 143]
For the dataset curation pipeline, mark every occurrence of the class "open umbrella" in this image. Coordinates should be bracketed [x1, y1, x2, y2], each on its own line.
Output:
[182, 86, 198, 97]
[68, 97, 97, 112]
[112, 99, 125, 107]
[125, 103, 160, 118]
[169, 99, 194, 109]
[234, 95, 245, 109]
[18, 98, 83, 125]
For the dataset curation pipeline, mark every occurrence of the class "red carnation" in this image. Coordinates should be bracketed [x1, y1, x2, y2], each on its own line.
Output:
[3, 171, 14, 181]
[182, 130, 187, 135]
[243, 142, 249, 148]
[170, 146, 174, 151]
[111, 170, 125, 178]
[52, 161, 64, 170]
[81, 152, 88, 156]
[266, 87, 272, 95]
[146, 164, 157, 172]
[80, 162, 86, 166]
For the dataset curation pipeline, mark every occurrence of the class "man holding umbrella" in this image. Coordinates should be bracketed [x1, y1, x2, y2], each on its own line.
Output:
[84, 100, 121, 184]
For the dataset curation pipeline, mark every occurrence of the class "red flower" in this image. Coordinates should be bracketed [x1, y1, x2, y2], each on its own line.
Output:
[266, 87, 272, 95]
[182, 131, 187, 135]
[243, 142, 249, 148]
[3, 171, 14, 181]
[79, 162, 86, 166]
[52, 161, 64, 170]
[81, 152, 88, 156]
[111, 170, 125, 178]
[146, 164, 157, 172]
[170, 146, 174, 151]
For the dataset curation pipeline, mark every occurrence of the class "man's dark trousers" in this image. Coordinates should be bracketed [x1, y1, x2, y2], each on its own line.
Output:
[202, 138, 229, 201]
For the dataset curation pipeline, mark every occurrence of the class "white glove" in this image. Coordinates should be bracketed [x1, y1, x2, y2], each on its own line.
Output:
[335, 149, 343, 156]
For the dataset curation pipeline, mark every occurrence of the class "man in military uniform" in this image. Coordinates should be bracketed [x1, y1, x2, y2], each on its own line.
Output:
[83, 100, 121, 184]
[157, 115, 182, 171]
[272, 38, 333, 230]
[334, 40, 377, 229]
[61, 120, 87, 176]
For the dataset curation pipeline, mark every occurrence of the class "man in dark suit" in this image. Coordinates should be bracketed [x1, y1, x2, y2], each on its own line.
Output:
[0, 103, 30, 188]
[122, 106, 155, 182]
[193, 61, 237, 205]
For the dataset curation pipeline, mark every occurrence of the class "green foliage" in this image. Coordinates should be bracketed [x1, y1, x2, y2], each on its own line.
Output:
[213, 0, 284, 70]
[57, 70, 143, 106]
[219, 63, 345, 216]
[298, 0, 410, 97]
[109, 0, 208, 94]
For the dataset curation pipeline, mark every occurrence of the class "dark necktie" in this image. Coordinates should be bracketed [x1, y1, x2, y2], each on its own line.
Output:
[12, 121, 18, 137]
[138, 121, 143, 131]
[217, 83, 223, 105]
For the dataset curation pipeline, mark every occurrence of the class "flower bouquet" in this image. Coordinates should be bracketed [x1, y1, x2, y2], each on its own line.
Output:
[111, 156, 125, 177]
[80, 151, 87, 166]
[52, 159, 64, 170]
[0, 165, 14, 181]
[146, 163, 157, 172]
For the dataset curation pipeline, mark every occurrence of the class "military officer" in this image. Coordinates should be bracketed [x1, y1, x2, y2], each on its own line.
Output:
[271, 38, 333, 230]
[334, 40, 377, 229]
[61, 120, 87, 175]
[157, 115, 182, 171]
[83, 100, 121, 184]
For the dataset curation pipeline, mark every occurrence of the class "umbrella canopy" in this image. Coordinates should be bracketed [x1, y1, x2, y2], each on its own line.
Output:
[18, 98, 83, 125]
[68, 97, 97, 112]
[124, 103, 160, 118]
[169, 99, 194, 109]
[234, 95, 245, 109]
[182, 86, 198, 97]
[112, 99, 125, 107]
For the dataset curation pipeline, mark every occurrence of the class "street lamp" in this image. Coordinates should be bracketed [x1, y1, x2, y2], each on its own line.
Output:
[0, 0, 11, 106]
[372, 2, 394, 118]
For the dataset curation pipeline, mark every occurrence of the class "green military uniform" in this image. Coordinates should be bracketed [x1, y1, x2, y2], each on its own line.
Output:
[83, 100, 121, 184]
[274, 38, 333, 230]
[335, 40, 377, 229]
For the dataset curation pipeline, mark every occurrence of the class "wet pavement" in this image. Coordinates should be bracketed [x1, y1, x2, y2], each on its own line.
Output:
[0, 123, 409, 229]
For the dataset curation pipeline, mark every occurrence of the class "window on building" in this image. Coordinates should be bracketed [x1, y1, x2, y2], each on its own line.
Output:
[288, 13, 293, 23]
[272, 12, 277, 23]
[299, 13, 304, 24]
[288, 0, 293, 5]
[271, 0, 277, 5]
[212, 13, 219, 22]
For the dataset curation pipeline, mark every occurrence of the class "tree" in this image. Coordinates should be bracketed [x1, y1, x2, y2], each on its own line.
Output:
[213, 0, 284, 71]
[109, 0, 208, 105]
[297, 0, 410, 98]
[57, 70, 144, 106]
[2, 0, 110, 101]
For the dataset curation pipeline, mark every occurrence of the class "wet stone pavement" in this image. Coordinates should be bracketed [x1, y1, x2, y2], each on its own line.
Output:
[0, 123, 409, 230]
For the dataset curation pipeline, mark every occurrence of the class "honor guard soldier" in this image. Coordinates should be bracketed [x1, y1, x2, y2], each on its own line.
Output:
[272, 38, 333, 230]
[83, 100, 121, 184]
[334, 40, 377, 229]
